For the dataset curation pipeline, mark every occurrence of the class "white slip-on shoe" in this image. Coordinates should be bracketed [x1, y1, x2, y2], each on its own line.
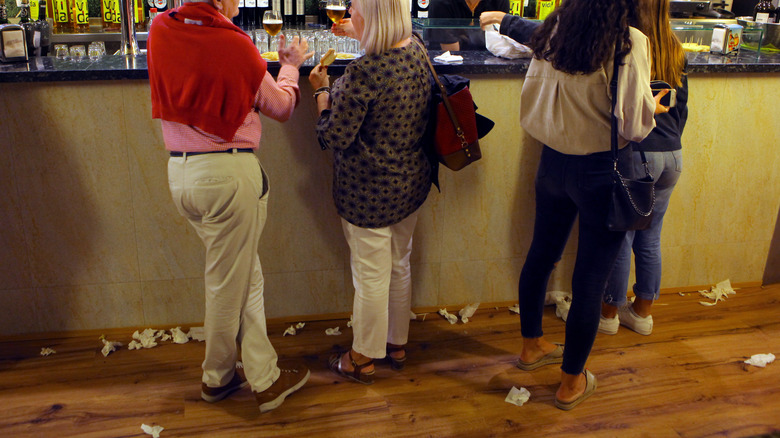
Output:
[618, 305, 653, 335]
[598, 314, 619, 335]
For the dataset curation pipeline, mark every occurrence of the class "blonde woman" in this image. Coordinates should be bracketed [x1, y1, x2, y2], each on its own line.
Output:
[309, 0, 432, 384]
[599, 0, 688, 336]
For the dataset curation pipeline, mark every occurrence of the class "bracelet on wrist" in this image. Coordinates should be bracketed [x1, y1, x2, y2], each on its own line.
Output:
[313, 86, 331, 101]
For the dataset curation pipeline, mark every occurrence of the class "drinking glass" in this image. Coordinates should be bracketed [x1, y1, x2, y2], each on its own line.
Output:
[88, 41, 106, 59]
[254, 29, 269, 53]
[54, 44, 69, 59]
[325, 0, 347, 26]
[70, 45, 86, 59]
[262, 10, 283, 37]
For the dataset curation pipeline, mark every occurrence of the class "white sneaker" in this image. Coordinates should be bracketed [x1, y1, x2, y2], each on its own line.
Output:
[598, 314, 619, 335]
[618, 305, 653, 335]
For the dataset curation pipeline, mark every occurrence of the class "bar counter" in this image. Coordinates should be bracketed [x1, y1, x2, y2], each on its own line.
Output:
[2, 49, 780, 82]
[0, 47, 778, 336]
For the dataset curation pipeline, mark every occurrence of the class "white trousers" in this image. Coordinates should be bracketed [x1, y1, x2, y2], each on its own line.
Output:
[341, 210, 419, 359]
[168, 151, 280, 393]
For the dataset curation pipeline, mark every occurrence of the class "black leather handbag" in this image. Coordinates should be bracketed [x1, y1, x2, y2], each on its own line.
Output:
[606, 50, 656, 232]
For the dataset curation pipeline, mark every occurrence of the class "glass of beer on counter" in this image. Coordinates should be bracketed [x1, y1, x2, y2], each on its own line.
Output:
[325, 0, 346, 25]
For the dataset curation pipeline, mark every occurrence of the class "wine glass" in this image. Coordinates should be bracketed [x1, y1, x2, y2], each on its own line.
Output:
[262, 10, 283, 52]
[263, 10, 283, 37]
[325, 0, 347, 25]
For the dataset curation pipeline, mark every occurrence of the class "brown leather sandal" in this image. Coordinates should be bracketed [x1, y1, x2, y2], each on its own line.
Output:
[328, 351, 375, 385]
[386, 344, 407, 370]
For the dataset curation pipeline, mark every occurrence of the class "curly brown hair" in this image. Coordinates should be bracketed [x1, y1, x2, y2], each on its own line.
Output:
[529, 0, 640, 75]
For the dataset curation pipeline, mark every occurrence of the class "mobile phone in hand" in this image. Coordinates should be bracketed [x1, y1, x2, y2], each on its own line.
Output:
[650, 80, 677, 108]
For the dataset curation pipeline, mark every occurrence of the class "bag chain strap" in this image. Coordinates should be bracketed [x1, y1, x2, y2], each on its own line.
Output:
[412, 37, 472, 154]
[610, 42, 655, 217]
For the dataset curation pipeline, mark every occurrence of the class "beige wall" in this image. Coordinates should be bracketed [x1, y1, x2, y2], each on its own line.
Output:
[1, 73, 778, 336]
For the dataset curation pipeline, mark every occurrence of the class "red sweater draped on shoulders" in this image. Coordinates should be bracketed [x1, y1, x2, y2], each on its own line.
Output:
[147, 2, 266, 142]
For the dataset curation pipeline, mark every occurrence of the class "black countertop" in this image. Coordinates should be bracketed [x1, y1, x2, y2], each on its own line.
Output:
[2, 49, 780, 83]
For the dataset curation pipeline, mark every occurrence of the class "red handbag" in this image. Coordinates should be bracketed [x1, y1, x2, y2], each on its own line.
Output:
[433, 86, 481, 170]
[415, 39, 482, 171]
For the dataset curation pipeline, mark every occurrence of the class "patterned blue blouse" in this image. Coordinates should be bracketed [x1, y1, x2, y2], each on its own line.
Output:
[316, 41, 433, 228]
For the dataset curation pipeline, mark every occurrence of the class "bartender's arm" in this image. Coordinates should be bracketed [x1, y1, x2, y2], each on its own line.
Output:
[480, 12, 540, 44]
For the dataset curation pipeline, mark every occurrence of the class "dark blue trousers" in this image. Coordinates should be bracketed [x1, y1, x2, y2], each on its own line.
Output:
[518, 145, 630, 375]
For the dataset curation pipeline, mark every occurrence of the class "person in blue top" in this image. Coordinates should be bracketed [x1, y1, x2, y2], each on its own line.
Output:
[598, 0, 689, 337]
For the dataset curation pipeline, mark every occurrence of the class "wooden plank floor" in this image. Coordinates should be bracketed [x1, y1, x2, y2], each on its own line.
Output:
[1, 284, 779, 438]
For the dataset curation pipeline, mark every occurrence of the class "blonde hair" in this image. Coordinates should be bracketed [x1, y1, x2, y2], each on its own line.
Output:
[636, 0, 685, 87]
[356, 0, 412, 55]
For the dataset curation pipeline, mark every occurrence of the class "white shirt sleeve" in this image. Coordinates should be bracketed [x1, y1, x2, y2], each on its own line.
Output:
[614, 28, 657, 143]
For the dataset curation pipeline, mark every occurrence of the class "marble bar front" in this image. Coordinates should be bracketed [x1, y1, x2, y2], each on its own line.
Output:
[0, 50, 778, 336]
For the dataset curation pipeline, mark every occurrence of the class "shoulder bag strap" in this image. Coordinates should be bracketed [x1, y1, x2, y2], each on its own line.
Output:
[412, 36, 469, 149]
[610, 42, 621, 166]
[610, 42, 650, 172]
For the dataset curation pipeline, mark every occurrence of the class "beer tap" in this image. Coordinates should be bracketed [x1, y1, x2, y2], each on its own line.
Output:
[119, 0, 139, 55]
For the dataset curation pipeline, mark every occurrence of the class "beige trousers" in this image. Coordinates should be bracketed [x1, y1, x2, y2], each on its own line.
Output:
[168, 151, 280, 393]
[341, 210, 419, 359]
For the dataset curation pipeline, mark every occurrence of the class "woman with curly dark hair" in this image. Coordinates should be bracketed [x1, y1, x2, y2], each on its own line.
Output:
[505, 0, 669, 410]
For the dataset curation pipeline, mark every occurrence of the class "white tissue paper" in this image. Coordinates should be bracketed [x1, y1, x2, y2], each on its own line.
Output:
[543, 290, 573, 322]
[698, 279, 736, 306]
[508, 304, 520, 314]
[485, 26, 533, 59]
[438, 308, 458, 324]
[141, 423, 164, 438]
[170, 327, 189, 344]
[187, 326, 206, 342]
[100, 336, 122, 357]
[236, 360, 243, 368]
[545, 291, 571, 321]
[544, 290, 571, 306]
[459, 303, 480, 323]
[347, 314, 354, 328]
[410, 310, 418, 320]
[433, 51, 463, 63]
[744, 353, 776, 368]
[132, 328, 159, 349]
[40, 347, 56, 356]
[325, 327, 342, 336]
[504, 386, 531, 406]
[296, 322, 306, 330]
[283, 325, 297, 336]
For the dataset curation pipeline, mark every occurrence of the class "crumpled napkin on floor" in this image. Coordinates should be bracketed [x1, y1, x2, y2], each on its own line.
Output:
[170, 327, 189, 344]
[744, 353, 775, 367]
[141, 423, 164, 437]
[434, 51, 463, 63]
[459, 303, 480, 323]
[438, 308, 458, 324]
[100, 336, 122, 357]
[187, 326, 206, 342]
[698, 279, 736, 306]
[505, 386, 531, 406]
